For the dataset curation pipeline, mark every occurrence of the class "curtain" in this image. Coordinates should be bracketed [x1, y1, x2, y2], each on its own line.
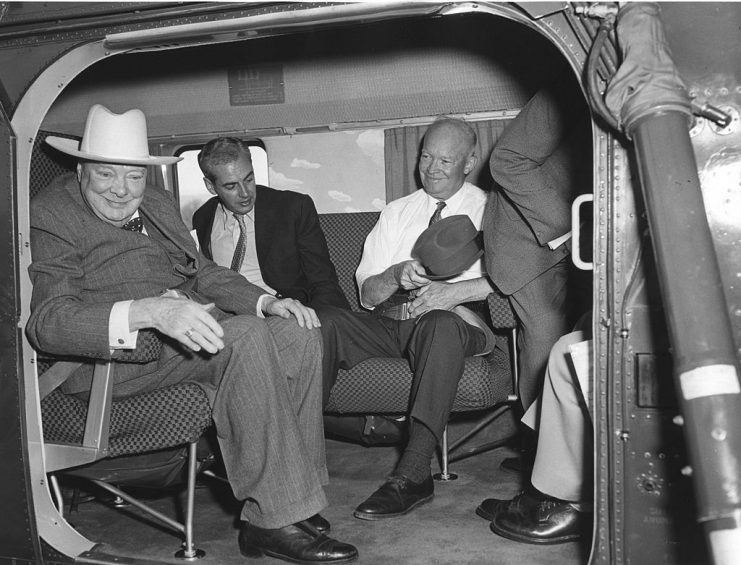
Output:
[384, 118, 512, 203]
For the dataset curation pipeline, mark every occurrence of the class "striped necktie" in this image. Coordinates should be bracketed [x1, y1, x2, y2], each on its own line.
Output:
[428, 201, 446, 226]
[230, 214, 247, 272]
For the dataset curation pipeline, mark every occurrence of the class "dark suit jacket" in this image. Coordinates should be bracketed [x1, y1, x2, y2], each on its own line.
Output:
[27, 172, 266, 395]
[193, 185, 350, 310]
[483, 80, 591, 295]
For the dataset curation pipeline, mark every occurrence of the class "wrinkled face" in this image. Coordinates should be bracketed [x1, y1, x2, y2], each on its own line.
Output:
[418, 123, 476, 200]
[78, 162, 147, 227]
[204, 151, 257, 215]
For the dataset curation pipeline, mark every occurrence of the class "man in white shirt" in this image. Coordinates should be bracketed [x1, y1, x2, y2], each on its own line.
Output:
[318, 117, 496, 520]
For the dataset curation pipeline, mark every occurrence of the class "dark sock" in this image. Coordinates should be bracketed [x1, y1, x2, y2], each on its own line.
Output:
[528, 483, 561, 502]
[394, 420, 437, 483]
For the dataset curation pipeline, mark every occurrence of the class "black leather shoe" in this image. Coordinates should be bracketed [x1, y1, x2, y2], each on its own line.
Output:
[475, 497, 505, 521]
[488, 490, 587, 545]
[307, 513, 330, 533]
[353, 475, 433, 520]
[238, 520, 357, 563]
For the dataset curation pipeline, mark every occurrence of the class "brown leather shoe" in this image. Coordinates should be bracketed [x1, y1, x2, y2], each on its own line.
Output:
[487, 490, 587, 545]
[238, 520, 357, 563]
[353, 475, 434, 520]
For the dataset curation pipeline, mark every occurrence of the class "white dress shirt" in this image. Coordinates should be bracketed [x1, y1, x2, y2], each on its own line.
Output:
[356, 182, 488, 309]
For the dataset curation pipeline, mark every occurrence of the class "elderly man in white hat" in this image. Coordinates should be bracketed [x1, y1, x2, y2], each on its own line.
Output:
[27, 104, 358, 564]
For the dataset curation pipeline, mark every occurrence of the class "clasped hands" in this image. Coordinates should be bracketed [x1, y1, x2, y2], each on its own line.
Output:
[130, 292, 319, 354]
[393, 259, 457, 318]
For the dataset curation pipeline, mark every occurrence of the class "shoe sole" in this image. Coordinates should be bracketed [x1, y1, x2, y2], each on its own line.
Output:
[352, 493, 434, 521]
[240, 545, 358, 564]
[489, 520, 582, 545]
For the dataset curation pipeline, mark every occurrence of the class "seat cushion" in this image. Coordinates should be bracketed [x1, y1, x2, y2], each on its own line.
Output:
[41, 383, 212, 458]
[325, 347, 512, 414]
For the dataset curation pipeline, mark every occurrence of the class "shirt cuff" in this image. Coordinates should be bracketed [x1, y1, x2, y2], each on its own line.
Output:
[109, 300, 139, 349]
[548, 231, 572, 250]
[256, 294, 274, 318]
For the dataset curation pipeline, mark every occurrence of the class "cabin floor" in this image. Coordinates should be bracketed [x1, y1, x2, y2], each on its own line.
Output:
[62, 414, 591, 565]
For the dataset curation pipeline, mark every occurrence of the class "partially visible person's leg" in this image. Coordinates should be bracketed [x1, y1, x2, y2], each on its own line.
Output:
[526, 330, 592, 502]
[509, 258, 573, 411]
[477, 330, 593, 545]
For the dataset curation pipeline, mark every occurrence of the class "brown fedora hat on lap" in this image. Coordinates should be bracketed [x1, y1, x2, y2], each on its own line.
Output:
[412, 215, 483, 280]
[45, 104, 182, 166]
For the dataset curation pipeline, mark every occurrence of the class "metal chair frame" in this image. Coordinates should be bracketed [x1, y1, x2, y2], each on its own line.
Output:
[39, 358, 209, 560]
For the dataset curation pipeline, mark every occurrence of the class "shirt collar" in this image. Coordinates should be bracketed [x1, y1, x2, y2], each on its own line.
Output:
[425, 181, 470, 213]
[217, 203, 254, 228]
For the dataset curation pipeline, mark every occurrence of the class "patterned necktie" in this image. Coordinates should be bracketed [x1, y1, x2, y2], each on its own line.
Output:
[428, 201, 446, 226]
[230, 214, 247, 272]
[121, 216, 143, 233]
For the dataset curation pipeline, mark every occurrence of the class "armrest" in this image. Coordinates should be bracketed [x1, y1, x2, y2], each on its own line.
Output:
[113, 329, 164, 363]
[38, 360, 83, 400]
[43, 359, 114, 472]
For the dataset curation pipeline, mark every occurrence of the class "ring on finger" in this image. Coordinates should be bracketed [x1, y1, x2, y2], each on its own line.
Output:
[184, 328, 194, 339]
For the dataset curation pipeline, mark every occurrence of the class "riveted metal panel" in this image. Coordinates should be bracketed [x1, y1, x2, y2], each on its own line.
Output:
[0, 101, 40, 562]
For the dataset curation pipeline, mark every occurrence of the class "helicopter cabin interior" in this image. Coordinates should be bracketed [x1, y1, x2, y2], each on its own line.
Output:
[8, 2, 739, 564]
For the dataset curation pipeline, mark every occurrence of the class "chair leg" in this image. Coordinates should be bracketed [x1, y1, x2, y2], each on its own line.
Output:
[448, 403, 518, 464]
[89, 443, 206, 560]
[433, 426, 458, 481]
[511, 327, 519, 396]
[175, 440, 206, 560]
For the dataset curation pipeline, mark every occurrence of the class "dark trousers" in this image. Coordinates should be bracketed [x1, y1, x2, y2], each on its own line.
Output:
[509, 257, 576, 411]
[317, 306, 486, 440]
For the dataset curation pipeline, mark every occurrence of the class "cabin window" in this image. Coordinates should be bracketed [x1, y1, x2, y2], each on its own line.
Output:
[176, 143, 268, 229]
[262, 129, 386, 214]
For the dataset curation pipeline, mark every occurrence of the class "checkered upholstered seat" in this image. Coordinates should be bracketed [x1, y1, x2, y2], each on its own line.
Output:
[37, 343, 212, 559]
[41, 383, 212, 458]
[318, 212, 517, 417]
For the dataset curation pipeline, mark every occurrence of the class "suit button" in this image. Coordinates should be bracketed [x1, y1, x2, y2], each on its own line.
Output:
[118, 338, 125, 344]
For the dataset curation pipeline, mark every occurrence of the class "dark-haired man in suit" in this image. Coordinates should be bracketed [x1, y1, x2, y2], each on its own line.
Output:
[193, 137, 350, 310]
[27, 104, 357, 564]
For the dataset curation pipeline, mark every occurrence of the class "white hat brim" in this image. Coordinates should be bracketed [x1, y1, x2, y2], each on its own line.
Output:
[46, 136, 182, 166]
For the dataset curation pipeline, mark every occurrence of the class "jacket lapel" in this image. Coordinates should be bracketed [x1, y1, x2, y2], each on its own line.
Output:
[139, 191, 200, 277]
[254, 185, 271, 269]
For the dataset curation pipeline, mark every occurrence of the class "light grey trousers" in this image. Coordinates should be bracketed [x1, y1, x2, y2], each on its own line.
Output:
[523, 330, 592, 503]
[147, 314, 328, 528]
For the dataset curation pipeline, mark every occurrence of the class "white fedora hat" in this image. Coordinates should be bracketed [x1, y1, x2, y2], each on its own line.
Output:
[45, 104, 182, 166]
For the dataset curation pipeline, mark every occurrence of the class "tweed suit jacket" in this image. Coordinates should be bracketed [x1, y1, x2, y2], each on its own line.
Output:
[27, 172, 266, 394]
[483, 80, 591, 295]
[193, 185, 350, 310]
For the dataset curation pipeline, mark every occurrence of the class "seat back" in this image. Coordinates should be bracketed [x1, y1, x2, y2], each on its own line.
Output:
[317, 209, 518, 417]
[318, 211, 379, 312]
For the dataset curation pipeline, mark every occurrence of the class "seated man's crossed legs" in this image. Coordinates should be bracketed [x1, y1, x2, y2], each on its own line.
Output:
[476, 330, 593, 545]
[319, 305, 487, 520]
[152, 313, 357, 563]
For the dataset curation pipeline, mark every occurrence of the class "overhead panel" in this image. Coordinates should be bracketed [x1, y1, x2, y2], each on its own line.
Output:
[42, 14, 563, 137]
